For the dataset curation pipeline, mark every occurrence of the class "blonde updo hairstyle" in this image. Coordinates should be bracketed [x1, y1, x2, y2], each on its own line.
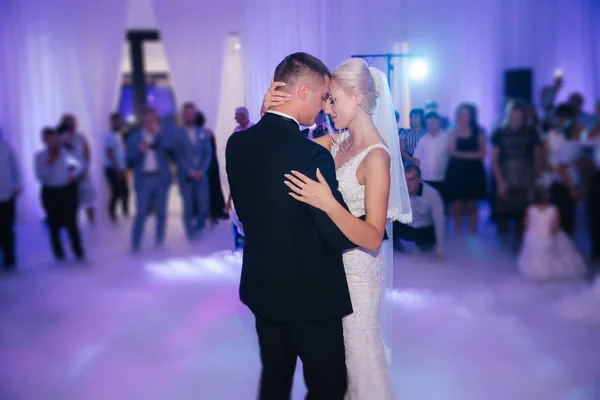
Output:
[332, 58, 379, 115]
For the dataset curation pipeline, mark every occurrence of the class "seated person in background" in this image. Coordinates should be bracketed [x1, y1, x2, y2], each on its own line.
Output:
[393, 165, 445, 258]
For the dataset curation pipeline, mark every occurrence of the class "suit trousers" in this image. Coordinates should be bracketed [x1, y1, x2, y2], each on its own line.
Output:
[180, 177, 210, 238]
[255, 315, 347, 400]
[132, 174, 169, 250]
[42, 184, 84, 260]
[104, 167, 129, 220]
[0, 198, 16, 267]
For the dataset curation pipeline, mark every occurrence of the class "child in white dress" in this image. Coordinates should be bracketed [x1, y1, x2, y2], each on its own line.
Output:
[517, 186, 587, 281]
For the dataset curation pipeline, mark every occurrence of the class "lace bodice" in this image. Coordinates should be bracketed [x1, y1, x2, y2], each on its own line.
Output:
[331, 132, 392, 218]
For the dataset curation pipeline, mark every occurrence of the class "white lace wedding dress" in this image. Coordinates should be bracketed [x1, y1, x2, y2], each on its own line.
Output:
[332, 134, 396, 400]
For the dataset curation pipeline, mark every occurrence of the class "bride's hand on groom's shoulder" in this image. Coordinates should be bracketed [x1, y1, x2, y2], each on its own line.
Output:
[261, 79, 290, 116]
[284, 169, 335, 212]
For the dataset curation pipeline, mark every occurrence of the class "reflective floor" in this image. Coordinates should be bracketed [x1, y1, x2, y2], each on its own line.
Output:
[0, 216, 599, 400]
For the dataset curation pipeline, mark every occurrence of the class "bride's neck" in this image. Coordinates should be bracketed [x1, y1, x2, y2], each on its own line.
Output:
[347, 113, 376, 147]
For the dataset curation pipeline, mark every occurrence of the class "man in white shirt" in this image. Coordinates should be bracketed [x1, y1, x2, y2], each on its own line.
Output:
[424, 100, 450, 130]
[413, 111, 449, 201]
[393, 165, 445, 258]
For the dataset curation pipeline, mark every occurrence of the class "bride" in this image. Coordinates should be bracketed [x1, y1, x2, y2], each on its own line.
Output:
[262, 58, 412, 399]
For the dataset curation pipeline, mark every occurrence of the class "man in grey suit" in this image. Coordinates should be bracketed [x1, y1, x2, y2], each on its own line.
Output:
[126, 108, 173, 251]
[172, 102, 213, 239]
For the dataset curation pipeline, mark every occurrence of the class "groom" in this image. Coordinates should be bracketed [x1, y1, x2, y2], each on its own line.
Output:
[226, 53, 356, 399]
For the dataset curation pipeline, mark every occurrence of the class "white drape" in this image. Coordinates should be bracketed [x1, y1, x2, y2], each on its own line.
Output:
[214, 34, 245, 197]
[0, 0, 127, 221]
[152, 0, 243, 203]
[240, 0, 328, 123]
[2, 0, 599, 218]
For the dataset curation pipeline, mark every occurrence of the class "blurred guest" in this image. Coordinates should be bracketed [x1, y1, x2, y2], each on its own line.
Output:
[539, 73, 562, 131]
[424, 100, 449, 130]
[540, 104, 576, 185]
[127, 108, 172, 251]
[399, 108, 426, 166]
[569, 92, 596, 128]
[59, 114, 95, 224]
[197, 111, 228, 222]
[524, 102, 542, 134]
[551, 117, 584, 236]
[35, 127, 86, 262]
[583, 100, 600, 260]
[310, 110, 329, 139]
[393, 165, 445, 258]
[491, 101, 542, 246]
[103, 112, 129, 222]
[234, 106, 254, 133]
[517, 185, 586, 282]
[413, 110, 449, 200]
[172, 103, 212, 239]
[445, 103, 487, 234]
[0, 134, 21, 270]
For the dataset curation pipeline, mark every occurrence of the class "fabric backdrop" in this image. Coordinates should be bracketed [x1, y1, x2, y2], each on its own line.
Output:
[0, 0, 127, 220]
[1, 0, 598, 215]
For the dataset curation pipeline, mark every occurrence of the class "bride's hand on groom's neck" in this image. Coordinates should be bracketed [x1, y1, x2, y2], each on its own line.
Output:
[261, 80, 290, 116]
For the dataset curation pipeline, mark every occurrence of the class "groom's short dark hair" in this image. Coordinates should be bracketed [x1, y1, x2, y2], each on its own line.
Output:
[274, 52, 331, 89]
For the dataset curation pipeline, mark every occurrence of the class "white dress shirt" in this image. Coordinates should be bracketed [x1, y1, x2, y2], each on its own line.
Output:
[143, 131, 159, 173]
[413, 131, 449, 182]
[408, 183, 446, 254]
[187, 127, 197, 146]
[266, 110, 300, 127]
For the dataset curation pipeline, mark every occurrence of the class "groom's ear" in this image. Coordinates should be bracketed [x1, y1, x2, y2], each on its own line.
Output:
[298, 83, 309, 101]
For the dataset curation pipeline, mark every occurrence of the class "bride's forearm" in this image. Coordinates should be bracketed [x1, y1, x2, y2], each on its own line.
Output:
[324, 201, 384, 253]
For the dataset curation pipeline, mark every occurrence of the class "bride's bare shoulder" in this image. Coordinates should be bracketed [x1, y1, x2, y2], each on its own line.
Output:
[313, 133, 338, 151]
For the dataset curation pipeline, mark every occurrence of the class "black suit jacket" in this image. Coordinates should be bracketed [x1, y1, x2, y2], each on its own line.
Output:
[226, 113, 356, 322]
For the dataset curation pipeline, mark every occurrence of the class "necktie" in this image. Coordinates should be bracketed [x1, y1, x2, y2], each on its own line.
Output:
[301, 128, 310, 138]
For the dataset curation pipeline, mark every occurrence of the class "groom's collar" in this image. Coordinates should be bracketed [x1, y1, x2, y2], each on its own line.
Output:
[266, 110, 300, 127]
[262, 112, 310, 137]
